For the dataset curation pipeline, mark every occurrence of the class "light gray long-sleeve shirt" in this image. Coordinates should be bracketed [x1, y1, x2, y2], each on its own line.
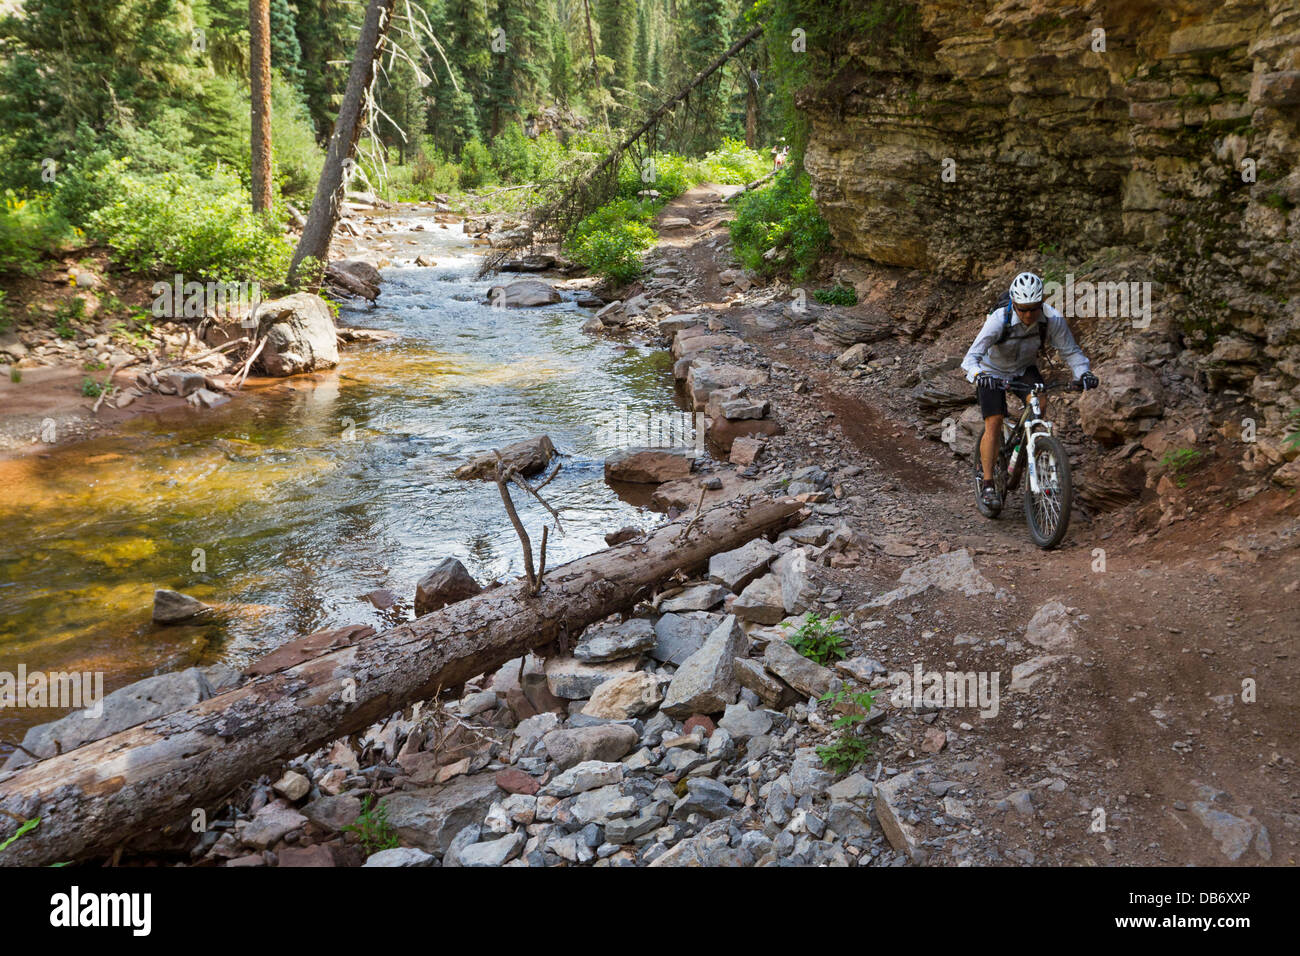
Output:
[961, 303, 1091, 382]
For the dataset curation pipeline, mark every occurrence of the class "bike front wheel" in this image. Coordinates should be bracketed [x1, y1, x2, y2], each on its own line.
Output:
[1023, 435, 1072, 549]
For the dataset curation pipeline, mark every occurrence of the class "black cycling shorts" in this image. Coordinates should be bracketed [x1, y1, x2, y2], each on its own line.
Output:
[976, 365, 1043, 419]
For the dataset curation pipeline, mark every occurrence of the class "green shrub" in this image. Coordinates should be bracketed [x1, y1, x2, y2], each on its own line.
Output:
[458, 138, 495, 190]
[0, 288, 8, 329]
[81, 160, 291, 283]
[80, 376, 104, 397]
[814, 284, 857, 306]
[343, 794, 399, 854]
[697, 138, 770, 185]
[566, 198, 658, 283]
[782, 612, 847, 665]
[729, 168, 831, 282]
[0, 191, 72, 275]
[1159, 447, 1202, 487]
[816, 736, 873, 774]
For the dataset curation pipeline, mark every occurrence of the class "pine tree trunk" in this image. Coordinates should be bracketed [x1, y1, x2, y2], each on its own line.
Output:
[249, 0, 273, 214]
[288, 0, 397, 286]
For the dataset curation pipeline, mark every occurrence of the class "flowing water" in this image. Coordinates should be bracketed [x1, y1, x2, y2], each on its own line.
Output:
[0, 208, 679, 750]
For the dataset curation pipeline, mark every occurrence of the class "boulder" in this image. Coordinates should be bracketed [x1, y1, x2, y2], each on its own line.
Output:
[1077, 361, 1165, 445]
[153, 588, 212, 624]
[658, 583, 728, 613]
[660, 615, 748, 718]
[542, 724, 640, 770]
[763, 639, 835, 698]
[484, 279, 562, 308]
[684, 362, 769, 411]
[573, 618, 657, 662]
[255, 293, 339, 376]
[378, 775, 500, 855]
[454, 434, 556, 480]
[582, 671, 664, 719]
[363, 847, 434, 867]
[732, 573, 786, 625]
[414, 558, 482, 615]
[544, 656, 639, 699]
[604, 447, 694, 484]
[708, 538, 778, 591]
[651, 611, 724, 665]
[734, 657, 797, 709]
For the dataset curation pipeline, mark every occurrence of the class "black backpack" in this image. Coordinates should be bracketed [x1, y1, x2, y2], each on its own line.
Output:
[993, 294, 1048, 349]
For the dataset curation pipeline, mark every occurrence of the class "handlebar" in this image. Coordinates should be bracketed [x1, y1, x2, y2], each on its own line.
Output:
[982, 378, 1086, 395]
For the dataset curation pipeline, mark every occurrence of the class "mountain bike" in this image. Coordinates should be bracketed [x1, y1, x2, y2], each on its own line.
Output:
[973, 379, 1086, 549]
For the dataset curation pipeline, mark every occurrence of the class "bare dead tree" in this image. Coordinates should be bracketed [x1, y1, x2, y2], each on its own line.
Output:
[288, 0, 398, 286]
[493, 454, 564, 595]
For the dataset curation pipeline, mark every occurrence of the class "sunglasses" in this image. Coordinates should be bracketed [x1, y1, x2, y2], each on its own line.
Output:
[1014, 303, 1043, 315]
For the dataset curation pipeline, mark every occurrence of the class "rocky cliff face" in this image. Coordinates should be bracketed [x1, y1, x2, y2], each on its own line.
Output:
[801, 0, 1299, 448]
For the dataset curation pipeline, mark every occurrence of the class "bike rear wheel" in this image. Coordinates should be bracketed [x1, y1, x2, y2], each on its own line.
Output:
[1023, 435, 1072, 548]
[973, 423, 1008, 518]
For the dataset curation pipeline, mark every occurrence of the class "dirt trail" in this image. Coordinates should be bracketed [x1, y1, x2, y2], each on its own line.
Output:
[652, 184, 1299, 866]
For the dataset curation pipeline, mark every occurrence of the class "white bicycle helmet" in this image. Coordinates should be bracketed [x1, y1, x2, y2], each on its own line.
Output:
[1009, 271, 1044, 305]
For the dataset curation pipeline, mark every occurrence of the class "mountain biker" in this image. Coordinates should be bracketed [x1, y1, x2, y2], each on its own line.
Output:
[961, 271, 1098, 511]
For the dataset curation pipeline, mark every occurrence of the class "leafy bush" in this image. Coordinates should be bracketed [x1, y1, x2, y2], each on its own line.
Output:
[343, 795, 399, 854]
[815, 284, 857, 306]
[458, 138, 495, 190]
[697, 138, 770, 185]
[81, 160, 291, 283]
[782, 612, 847, 665]
[80, 376, 103, 397]
[816, 736, 873, 774]
[729, 168, 831, 282]
[566, 198, 657, 283]
[1159, 447, 1202, 487]
[489, 125, 566, 184]
[0, 191, 72, 275]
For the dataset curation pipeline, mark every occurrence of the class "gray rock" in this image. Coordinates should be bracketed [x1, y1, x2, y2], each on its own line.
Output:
[484, 278, 561, 308]
[827, 773, 873, 803]
[659, 584, 729, 613]
[651, 611, 723, 665]
[542, 724, 640, 770]
[873, 770, 922, 862]
[378, 774, 499, 855]
[362, 847, 435, 867]
[442, 824, 483, 867]
[606, 814, 660, 844]
[705, 727, 736, 762]
[733, 573, 786, 625]
[454, 434, 556, 481]
[763, 639, 835, 698]
[717, 702, 773, 742]
[510, 711, 562, 761]
[789, 748, 834, 797]
[828, 802, 874, 839]
[152, 589, 212, 624]
[869, 549, 994, 607]
[545, 656, 638, 699]
[460, 831, 525, 867]
[672, 778, 733, 820]
[302, 794, 363, 832]
[256, 293, 339, 376]
[242, 802, 307, 849]
[661, 615, 748, 718]
[414, 558, 482, 615]
[573, 618, 657, 662]
[1024, 600, 1077, 650]
[734, 656, 796, 709]
[571, 785, 638, 825]
[708, 538, 778, 591]
[774, 548, 818, 614]
[544, 760, 624, 797]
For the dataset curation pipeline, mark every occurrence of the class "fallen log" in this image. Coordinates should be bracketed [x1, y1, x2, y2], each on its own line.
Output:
[0, 494, 803, 866]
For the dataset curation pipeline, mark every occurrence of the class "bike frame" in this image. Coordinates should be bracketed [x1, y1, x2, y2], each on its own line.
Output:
[1002, 384, 1065, 496]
